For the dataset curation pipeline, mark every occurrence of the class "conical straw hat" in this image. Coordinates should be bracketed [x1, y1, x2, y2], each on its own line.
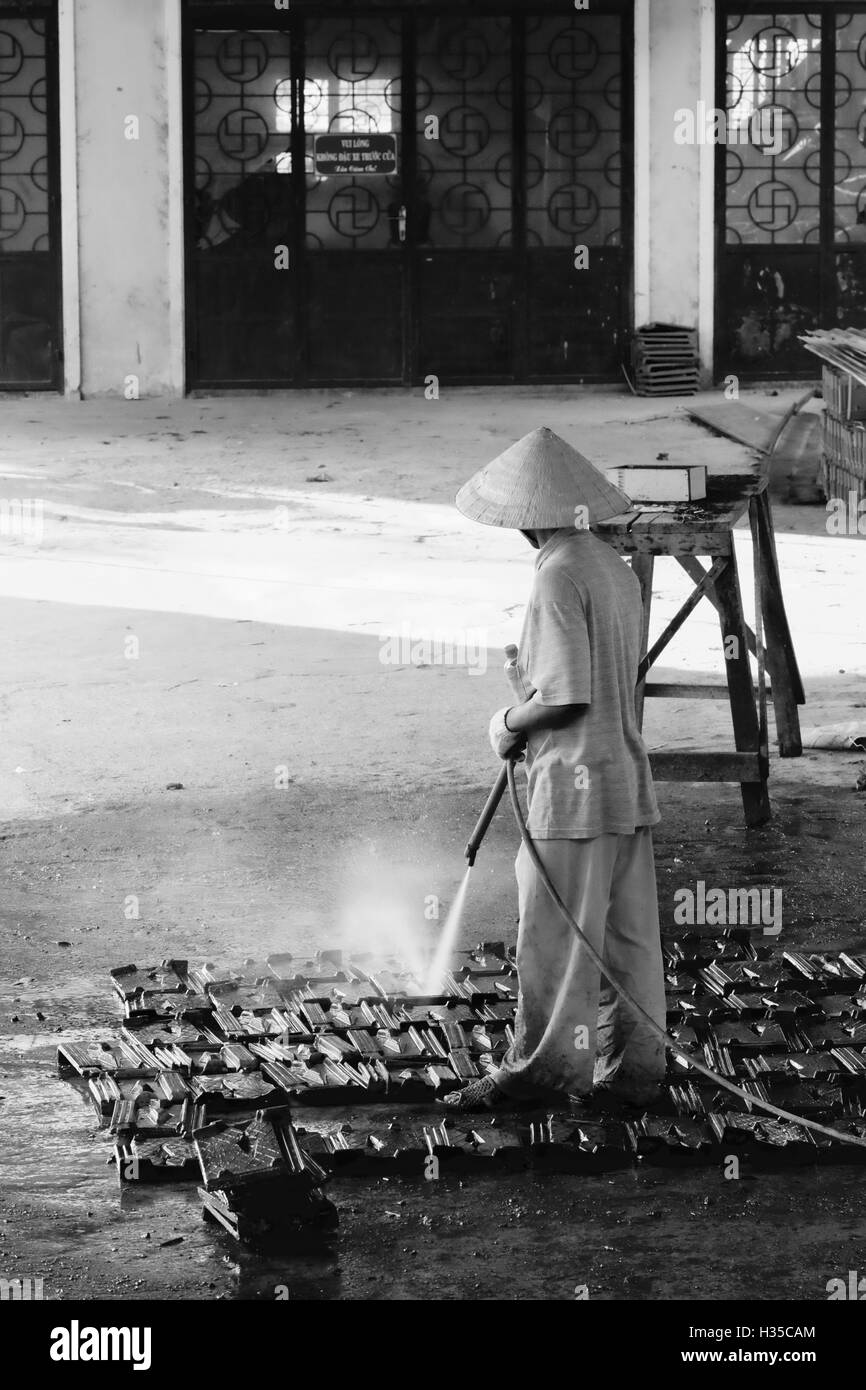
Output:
[456, 426, 632, 528]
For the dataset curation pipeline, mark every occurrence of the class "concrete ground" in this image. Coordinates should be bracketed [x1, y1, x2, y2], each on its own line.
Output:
[0, 385, 864, 1301]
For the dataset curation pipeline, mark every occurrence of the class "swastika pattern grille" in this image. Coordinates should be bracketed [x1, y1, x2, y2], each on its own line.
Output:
[720, 7, 866, 380]
[725, 12, 822, 245]
[0, 18, 49, 252]
[192, 29, 293, 253]
[415, 16, 511, 249]
[833, 13, 866, 242]
[303, 15, 401, 250]
[525, 14, 621, 248]
[189, 28, 296, 384]
[186, 7, 629, 386]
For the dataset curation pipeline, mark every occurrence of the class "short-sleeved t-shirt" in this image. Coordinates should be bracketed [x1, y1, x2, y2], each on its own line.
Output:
[514, 528, 659, 839]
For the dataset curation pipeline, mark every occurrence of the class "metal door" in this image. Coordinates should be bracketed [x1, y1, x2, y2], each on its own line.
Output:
[523, 11, 629, 378]
[412, 14, 514, 379]
[718, 4, 866, 378]
[186, 26, 297, 386]
[185, 3, 631, 388]
[303, 13, 405, 382]
[412, 9, 629, 382]
[0, 4, 60, 390]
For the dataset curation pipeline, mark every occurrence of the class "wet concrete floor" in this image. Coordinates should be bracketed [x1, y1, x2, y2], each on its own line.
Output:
[2, 784, 865, 1302]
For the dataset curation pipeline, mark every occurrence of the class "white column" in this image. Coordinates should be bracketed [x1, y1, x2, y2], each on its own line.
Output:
[639, 0, 715, 380]
[73, 0, 182, 396]
[633, 0, 652, 329]
[697, 0, 718, 382]
[165, 0, 185, 395]
[58, 0, 81, 397]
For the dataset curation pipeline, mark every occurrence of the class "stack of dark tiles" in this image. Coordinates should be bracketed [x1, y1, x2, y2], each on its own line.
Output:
[195, 1110, 336, 1243]
[631, 323, 699, 396]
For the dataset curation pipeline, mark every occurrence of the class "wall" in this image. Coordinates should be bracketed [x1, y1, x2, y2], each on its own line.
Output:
[63, 0, 183, 396]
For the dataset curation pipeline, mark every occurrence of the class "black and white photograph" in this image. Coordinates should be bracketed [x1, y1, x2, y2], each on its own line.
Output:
[1, 0, 865, 1355]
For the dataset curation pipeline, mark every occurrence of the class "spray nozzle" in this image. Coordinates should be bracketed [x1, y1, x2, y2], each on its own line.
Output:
[464, 763, 510, 866]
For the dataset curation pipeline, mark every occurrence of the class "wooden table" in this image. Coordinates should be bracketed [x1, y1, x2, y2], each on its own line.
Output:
[595, 473, 804, 827]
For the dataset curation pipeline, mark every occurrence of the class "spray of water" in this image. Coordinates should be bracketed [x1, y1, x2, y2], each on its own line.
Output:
[331, 846, 475, 993]
[423, 865, 472, 993]
[333, 847, 430, 980]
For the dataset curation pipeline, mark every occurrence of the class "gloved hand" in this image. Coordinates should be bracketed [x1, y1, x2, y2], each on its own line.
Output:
[488, 707, 525, 761]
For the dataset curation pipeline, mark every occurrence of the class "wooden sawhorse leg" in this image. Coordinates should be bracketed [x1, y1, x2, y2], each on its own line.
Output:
[630, 547, 771, 827]
[677, 497, 804, 761]
[749, 489, 804, 758]
[714, 549, 771, 827]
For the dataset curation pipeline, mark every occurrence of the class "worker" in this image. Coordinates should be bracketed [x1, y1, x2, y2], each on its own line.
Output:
[444, 427, 666, 1110]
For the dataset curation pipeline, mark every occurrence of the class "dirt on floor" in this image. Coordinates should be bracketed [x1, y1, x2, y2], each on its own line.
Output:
[0, 387, 864, 1301]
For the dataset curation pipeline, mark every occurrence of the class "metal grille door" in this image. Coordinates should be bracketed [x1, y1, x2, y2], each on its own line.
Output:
[719, 5, 866, 378]
[0, 6, 60, 390]
[185, 3, 631, 389]
[413, 15, 514, 378]
[187, 28, 297, 386]
[303, 14, 405, 381]
[524, 11, 626, 377]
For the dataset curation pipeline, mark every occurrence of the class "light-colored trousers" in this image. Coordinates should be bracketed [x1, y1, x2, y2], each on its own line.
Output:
[493, 830, 666, 1099]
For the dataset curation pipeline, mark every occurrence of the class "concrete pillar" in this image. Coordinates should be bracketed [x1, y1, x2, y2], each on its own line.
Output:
[62, 0, 184, 397]
[635, 0, 717, 381]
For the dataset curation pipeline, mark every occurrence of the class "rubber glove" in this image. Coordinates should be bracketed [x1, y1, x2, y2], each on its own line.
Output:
[488, 707, 524, 760]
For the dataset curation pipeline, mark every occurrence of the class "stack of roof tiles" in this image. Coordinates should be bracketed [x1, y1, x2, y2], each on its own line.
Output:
[631, 323, 699, 396]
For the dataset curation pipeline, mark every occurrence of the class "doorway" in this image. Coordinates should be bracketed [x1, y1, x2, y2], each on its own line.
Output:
[184, 2, 632, 387]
